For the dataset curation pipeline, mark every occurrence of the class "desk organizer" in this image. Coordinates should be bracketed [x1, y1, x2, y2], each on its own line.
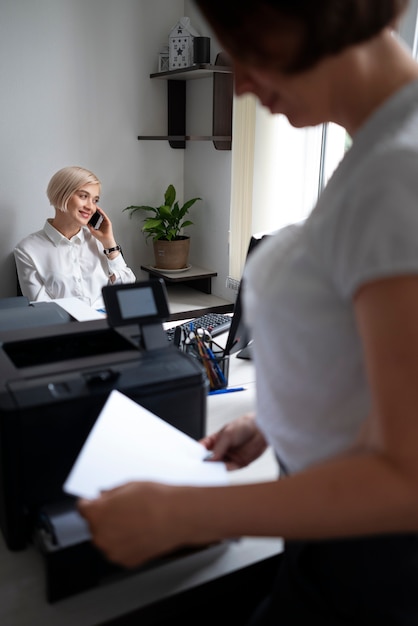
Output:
[185, 340, 229, 391]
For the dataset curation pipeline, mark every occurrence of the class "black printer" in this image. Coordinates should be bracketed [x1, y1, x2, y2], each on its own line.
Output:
[0, 280, 208, 601]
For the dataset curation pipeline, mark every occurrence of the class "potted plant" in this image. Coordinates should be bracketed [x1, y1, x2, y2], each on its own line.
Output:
[123, 184, 201, 270]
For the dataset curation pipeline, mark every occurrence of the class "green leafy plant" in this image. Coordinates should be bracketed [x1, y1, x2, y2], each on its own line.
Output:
[123, 184, 201, 242]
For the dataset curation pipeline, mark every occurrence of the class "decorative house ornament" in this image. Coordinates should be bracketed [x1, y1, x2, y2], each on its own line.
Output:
[169, 17, 200, 70]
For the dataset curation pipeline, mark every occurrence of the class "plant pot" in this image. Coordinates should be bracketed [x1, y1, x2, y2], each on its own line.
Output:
[153, 236, 190, 270]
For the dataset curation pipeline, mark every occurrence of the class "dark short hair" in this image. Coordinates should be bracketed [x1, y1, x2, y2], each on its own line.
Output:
[194, 0, 409, 72]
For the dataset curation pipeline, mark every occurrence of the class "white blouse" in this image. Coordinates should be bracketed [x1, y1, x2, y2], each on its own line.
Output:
[14, 220, 136, 309]
[245, 80, 418, 474]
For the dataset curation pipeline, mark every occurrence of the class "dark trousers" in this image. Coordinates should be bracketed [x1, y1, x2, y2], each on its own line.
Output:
[246, 534, 418, 626]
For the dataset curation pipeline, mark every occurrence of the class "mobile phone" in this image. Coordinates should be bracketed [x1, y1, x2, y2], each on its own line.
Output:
[88, 211, 104, 230]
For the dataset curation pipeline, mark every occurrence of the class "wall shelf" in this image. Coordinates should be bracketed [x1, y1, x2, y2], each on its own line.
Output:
[149, 64, 232, 80]
[138, 56, 233, 150]
[138, 135, 232, 142]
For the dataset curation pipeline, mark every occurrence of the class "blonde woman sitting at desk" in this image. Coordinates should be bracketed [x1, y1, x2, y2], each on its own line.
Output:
[14, 166, 136, 310]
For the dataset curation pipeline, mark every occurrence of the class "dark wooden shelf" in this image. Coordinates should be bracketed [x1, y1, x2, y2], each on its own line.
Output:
[137, 135, 232, 142]
[150, 64, 232, 80]
[141, 264, 217, 294]
[140, 265, 234, 320]
[138, 54, 233, 150]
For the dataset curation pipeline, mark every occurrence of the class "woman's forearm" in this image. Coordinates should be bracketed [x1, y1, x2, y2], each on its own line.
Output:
[172, 451, 418, 547]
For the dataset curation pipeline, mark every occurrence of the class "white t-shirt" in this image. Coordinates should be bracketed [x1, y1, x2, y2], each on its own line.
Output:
[245, 80, 418, 474]
[14, 220, 136, 309]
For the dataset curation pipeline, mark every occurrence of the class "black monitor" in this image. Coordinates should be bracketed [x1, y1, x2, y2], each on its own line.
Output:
[224, 233, 271, 360]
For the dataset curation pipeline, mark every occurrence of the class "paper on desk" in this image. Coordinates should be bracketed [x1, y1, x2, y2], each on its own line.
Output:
[53, 297, 106, 321]
[63, 389, 228, 499]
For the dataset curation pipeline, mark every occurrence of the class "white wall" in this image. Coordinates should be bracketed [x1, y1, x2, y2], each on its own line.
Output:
[183, 1, 233, 301]
[0, 0, 233, 301]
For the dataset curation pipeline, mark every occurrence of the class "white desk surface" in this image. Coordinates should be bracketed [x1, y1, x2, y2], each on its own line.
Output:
[0, 338, 282, 626]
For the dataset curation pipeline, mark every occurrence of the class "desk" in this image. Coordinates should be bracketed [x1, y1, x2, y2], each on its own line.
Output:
[0, 342, 281, 626]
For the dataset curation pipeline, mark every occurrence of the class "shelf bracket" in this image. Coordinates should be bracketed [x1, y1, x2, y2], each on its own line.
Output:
[139, 59, 233, 150]
[213, 52, 233, 150]
[168, 80, 186, 149]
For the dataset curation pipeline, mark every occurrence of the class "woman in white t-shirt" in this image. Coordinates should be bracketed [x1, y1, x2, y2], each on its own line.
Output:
[79, 2, 418, 623]
[14, 165, 135, 309]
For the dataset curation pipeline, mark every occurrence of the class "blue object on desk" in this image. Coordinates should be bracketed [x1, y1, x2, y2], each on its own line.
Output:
[208, 387, 245, 396]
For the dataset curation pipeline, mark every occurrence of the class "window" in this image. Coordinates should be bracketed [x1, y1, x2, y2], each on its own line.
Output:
[228, 99, 346, 283]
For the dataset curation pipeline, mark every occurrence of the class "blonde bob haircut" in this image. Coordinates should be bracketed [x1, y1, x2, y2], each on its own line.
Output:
[46, 166, 101, 212]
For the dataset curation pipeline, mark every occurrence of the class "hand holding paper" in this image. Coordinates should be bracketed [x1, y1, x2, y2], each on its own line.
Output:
[64, 389, 228, 499]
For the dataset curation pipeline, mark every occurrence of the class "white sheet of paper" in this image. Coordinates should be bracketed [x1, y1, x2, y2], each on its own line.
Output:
[53, 297, 106, 321]
[63, 389, 228, 499]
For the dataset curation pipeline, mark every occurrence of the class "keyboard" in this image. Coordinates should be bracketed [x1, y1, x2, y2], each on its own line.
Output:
[166, 312, 232, 343]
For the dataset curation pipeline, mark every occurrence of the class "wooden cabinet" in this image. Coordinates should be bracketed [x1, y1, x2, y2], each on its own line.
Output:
[141, 264, 218, 294]
[138, 54, 233, 150]
[140, 264, 233, 321]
